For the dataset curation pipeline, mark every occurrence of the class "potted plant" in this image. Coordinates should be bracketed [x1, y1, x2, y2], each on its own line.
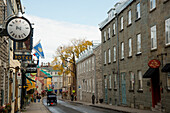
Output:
[5, 103, 11, 113]
[0, 106, 8, 113]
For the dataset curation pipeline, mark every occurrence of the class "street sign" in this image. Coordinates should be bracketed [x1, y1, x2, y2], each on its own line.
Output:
[13, 54, 32, 60]
[26, 63, 37, 73]
[148, 59, 161, 68]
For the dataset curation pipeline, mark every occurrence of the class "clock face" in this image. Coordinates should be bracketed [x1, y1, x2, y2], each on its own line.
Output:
[6, 17, 32, 41]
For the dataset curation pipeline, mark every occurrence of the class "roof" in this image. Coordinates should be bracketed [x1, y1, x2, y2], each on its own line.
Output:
[99, 0, 134, 30]
[143, 68, 159, 78]
[40, 69, 52, 78]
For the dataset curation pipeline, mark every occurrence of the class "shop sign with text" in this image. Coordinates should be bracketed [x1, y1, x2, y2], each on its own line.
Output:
[13, 54, 32, 60]
[148, 59, 161, 68]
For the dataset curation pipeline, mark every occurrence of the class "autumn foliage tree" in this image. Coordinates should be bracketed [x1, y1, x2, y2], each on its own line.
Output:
[52, 39, 92, 92]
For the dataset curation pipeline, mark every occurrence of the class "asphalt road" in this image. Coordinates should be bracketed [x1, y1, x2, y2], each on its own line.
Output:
[43, 99, 123, 113]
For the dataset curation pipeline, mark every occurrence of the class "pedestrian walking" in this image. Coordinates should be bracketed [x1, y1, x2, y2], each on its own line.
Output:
[71, 93, 74, 101]
[37, 94, 41, 102]
[92, 94, 95, 104]
[33, 94, 36, 103]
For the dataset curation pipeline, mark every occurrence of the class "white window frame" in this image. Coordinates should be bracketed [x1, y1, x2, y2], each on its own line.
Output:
[128, 38, 132, 56]
[138, 70, 143, 90]
[151, 25, 157, 50]
[93, 78, 95, 93]
[128, 10, 132, 25]
[150, 0, 156, 10]
[108, 28, 110, 39]
[165, 18, 170, 45]
[89, 59, 91, 71]
[137, 34, 141, 54]
[121, 42, 124, 59]
[121, 16, 124, 30]
[104, 51, 106, 64]
[92, 56, 94, 70]
[104, 31, 106, 42]
[113, 23, 116, 35]
[109, 75, 112, 89]
[167, 73, 170, 90]
[130, 72, 135, 90]
[113, 46, 116, 62]
[136, 3, 140, 19]
[89, 79, 91, 92]
[114, 74, 117, 89]
[108, 48, 111, 63]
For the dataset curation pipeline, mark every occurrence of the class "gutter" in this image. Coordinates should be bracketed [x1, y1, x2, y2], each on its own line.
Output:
[115, 13, 120, 105]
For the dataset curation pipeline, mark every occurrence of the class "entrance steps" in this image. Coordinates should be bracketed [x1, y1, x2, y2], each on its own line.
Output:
[151, 103, 165, 112]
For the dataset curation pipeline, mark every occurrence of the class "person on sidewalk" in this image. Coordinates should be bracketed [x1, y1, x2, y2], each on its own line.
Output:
[34, 94, 36, 103]
[37, 94, 41, 103]
[71, 93, 74, 101]
[92, 94, 95, 104]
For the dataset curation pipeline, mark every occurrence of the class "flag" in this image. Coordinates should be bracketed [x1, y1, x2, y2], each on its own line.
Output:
[33, 52, 40, 59]
[33, 40, 45, 58]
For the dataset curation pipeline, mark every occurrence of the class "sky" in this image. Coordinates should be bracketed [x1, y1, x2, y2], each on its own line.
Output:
[21, 0, 121, 64]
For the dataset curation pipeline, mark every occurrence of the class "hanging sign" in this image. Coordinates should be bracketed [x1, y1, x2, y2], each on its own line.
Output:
[6, 16, 32, 41]
[26, 64, 37, 73]
[13, 54, 32, 60]
[17, 72, 21, 80]
[148, 59, 161, 68]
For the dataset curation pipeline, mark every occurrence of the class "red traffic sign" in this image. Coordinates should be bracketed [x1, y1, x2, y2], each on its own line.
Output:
[148, 59, 161, 68]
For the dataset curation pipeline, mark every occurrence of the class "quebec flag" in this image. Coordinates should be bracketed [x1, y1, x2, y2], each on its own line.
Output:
[33, 52, 40, 59]
[33, 40, 45, 58]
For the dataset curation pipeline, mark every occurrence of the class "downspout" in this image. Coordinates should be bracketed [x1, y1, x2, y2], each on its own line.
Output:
[94, 54, 97, 103]
[7, 39, 11, 103]
[115, 13, 120, 105]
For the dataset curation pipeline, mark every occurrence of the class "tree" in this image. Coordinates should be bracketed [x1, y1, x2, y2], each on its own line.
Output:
[52, 39, 92, 93]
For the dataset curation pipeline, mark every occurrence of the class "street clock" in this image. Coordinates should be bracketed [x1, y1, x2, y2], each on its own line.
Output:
[6, 16, 32, 41]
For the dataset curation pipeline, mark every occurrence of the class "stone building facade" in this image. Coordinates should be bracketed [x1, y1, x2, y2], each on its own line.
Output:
[99, 0, 170, 112]
[76, 42, 102, 103]
[0, 0, 9, 106]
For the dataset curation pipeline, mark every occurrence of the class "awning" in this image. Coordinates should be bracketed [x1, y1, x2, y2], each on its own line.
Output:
[26, 75, 36, 82]
[143, 68, 159, 78]
[162, 63, 170, 72]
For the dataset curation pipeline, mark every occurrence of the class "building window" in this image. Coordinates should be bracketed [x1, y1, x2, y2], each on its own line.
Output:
[150, 0, 156, 10]
[121, 16, 124, 30]
[137, 34, 141, 54]
[151, 25, 157, 49]
[121, 42, 124, 59]
[104, 76, 107, 88]
[109, 74, 112, 89]
[113, 46, 116, 62]
[167, 73, 170, 90]
[130, 72, 135, 90]
[89, 59, 91, 71]
[136, 3, 140, 19]
[108, 48, 111, 63]
[113, 23, 116, 35]
[89, 79, 91, 92]
[165, 18, 170, 45]
[84, 62, 85, 72]
[103, 31, 106, 42]
[128, 38, 132, 56]
[114, 74, 117, 89]
[92, 57, 94, 70]
[104, 51, 106, 64]
[108, 28, 110, 39]
[87, 60, 88, 72]
[93, 78, 95, 93]
[138, 70, 143, 90]
[128, 10, 132, 25]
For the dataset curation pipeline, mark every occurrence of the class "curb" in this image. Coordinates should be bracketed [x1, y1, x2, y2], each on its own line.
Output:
[42, 98, 52, 113]
[89, 104, 130, 113]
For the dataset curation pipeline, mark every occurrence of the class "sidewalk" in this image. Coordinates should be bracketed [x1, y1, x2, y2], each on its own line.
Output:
[61, 99, 161, 113]
[21, 100, 50, 113]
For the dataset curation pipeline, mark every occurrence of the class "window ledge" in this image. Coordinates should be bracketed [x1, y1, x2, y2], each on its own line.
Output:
[108, 88, 112, 90]
[127, 56, 132, 59]
[108, 38, 110, 40]
[136, 52, 142, 56]
[120, 58, 124, 61]
[108, 62, 111, 65]
[165, 43, 170, 48]
[127, 23, 132, 27]
[151, 48, 157, 52]
[137, 89, 143, 93]
[113, 61, 116, 63]
[149, 7, 156, 13]
[114, 88, 117, 91]
[103, 41, 106, 43]
[129, 89, 134, 92]
[135, 17, 141, 22]
[104, 64, 106, 66]
[163, 0, 169, 4]
[112, 34, 116, 37]
[120, 29, 124, 32]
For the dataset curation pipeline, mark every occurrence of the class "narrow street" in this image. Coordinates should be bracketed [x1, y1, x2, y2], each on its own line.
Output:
[43, 99, 123, 113]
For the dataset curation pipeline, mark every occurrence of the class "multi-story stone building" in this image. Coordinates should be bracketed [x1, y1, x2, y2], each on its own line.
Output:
[99, 0, 170, 112]
[76, 41, 102, 103]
